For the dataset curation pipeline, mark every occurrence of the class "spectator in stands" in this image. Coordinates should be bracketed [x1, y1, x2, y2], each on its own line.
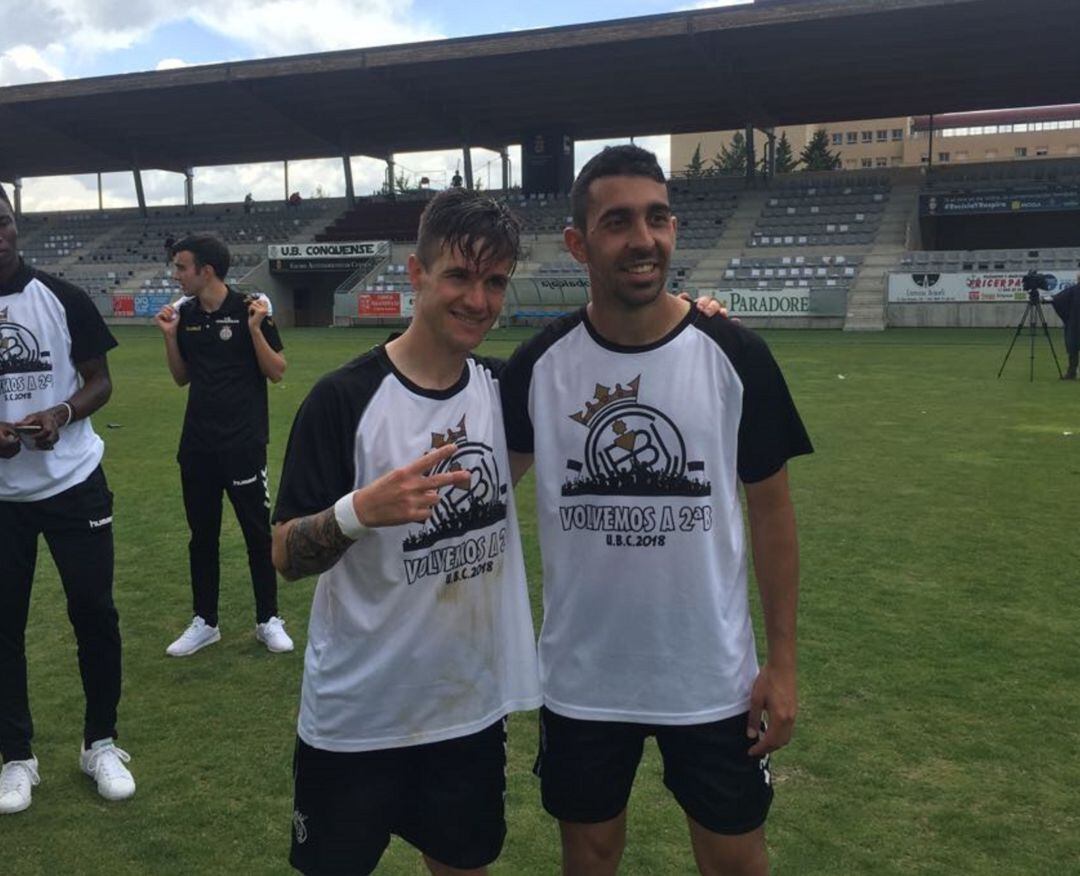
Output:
[1050, 280, 1080, 380]
[499, 145, 811, 876]
[270, 188, 541, 875]
[244, 193, 254, 214]
[153, 233, 293, 657]
[0, 184, 136, 814]
[451, 170, 463, 188]
[163, 235, 175, 263]
[288, 192, 302, 208]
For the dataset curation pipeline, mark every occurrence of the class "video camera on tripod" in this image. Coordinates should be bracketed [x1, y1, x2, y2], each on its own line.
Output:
[998, 271, 1062, 380]
[1022, 270, 1051, 303]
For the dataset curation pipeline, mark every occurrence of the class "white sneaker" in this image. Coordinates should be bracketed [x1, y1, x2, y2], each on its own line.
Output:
[0, 757, 39, 814]
[166, 616, 221, 657]
[81, 740, 135, 801]
[255, 616, 294, 653]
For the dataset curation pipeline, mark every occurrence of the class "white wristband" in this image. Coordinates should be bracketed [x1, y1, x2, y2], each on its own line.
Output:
[58, 401, 74, 427]
[334, 492, 368, 540]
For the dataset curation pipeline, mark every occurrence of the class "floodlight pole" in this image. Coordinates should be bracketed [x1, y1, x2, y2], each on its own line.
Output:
[97, 173, 104, 211]
[342, 154, 355, 205]
[132, 167, 147, 218]
[500, 147, 510, 190]
[12, 177, 21, 217]
[386, 154, 396, 200]
[926, 114, 935, 179]
[284, 160, 290, 202]
[184, 167, 194, 211]
[462, 146, 474, 190]
[745, 124, 755, 187]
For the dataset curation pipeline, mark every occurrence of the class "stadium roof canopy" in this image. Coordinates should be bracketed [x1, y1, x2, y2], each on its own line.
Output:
[1, 0, 1078, 179]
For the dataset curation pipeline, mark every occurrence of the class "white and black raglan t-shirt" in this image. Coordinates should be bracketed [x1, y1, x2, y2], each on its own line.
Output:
[501, 307, 812, 725]
[0, 263, 118, 502]
[273, 347, 541, 752]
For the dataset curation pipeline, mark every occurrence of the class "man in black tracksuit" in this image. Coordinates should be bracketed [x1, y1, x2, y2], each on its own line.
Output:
[154, 233, 293, 657]
[1050, 281, 1080, 380]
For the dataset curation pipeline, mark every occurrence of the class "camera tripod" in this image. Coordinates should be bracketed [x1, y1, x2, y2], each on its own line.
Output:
[997, 292, 1062, 381]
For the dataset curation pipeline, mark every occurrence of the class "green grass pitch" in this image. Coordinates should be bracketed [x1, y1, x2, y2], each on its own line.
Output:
[7, 325, 1078, 874]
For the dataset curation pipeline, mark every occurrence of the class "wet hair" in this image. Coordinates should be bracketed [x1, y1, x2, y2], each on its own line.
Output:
[169, 233, 230, 280]
[570, 145, 667, 230]
[416, 188, 521, 274]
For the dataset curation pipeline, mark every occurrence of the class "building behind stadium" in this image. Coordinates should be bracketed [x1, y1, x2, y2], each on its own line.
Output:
[672, 106, 1080, 174]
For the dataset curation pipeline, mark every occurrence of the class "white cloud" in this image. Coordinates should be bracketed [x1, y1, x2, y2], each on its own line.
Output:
[575, 136, 672, 176]
[19, 174, 103, 212]
[0, 45, 65, 86]
[4, 3, 670, 211]
[0, 1, 179, 58]
[0, 1, 440, 63]
[191, 0, 442, 56]
[679, 1, 753, 9]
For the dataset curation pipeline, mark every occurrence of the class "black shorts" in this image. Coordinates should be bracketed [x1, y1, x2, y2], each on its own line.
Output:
[290, 720, 507, 876]
[534, 707, 773, 836]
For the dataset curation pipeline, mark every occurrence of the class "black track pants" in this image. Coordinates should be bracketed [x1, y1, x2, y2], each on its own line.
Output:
[178, 445, 278, 627]
[0, 467, 121, 761]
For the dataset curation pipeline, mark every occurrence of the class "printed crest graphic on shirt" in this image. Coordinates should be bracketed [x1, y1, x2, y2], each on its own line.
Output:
[0, 321, 52, 375]
[402, 415, 508, 553]
[563, 375, 711, 497]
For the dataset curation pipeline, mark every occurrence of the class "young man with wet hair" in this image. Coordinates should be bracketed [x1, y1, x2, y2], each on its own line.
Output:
[154, 233, 292, 656]
[0, 184, 135, 814]
[271, 188, 541, 876]
[501, 145, 813, 876]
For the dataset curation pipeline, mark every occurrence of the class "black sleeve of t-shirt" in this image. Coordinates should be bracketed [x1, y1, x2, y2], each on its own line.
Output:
[36, 272, 118, 363]
[176, 301, 193, 362]
[693, 313, 812, 483]
[272, 354, 385, 524]
[260, 314, 284, 352]
[498, 313, 583, 453]
[499, 344, 537, 454]
[732, 329, 814, 483]
[470, 354, 506, 379]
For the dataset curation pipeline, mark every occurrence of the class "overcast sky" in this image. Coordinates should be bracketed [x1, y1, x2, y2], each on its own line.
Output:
[0, 0, 751, 211]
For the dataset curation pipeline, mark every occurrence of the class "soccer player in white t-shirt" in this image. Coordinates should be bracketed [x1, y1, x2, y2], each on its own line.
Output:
[271, 189, 542, 875]
[500, 146, 813, 876]
[0, 185, 135, 814]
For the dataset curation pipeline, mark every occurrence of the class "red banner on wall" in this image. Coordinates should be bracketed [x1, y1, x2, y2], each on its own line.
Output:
[358, 293, 401, 317]
[113, 295, 135, 317]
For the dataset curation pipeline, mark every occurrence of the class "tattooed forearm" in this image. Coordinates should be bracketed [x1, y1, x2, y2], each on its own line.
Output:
[280, 508, 357, 580]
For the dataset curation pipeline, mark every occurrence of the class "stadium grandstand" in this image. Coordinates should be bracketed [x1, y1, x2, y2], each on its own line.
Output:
[1, 0, 1078, 332]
